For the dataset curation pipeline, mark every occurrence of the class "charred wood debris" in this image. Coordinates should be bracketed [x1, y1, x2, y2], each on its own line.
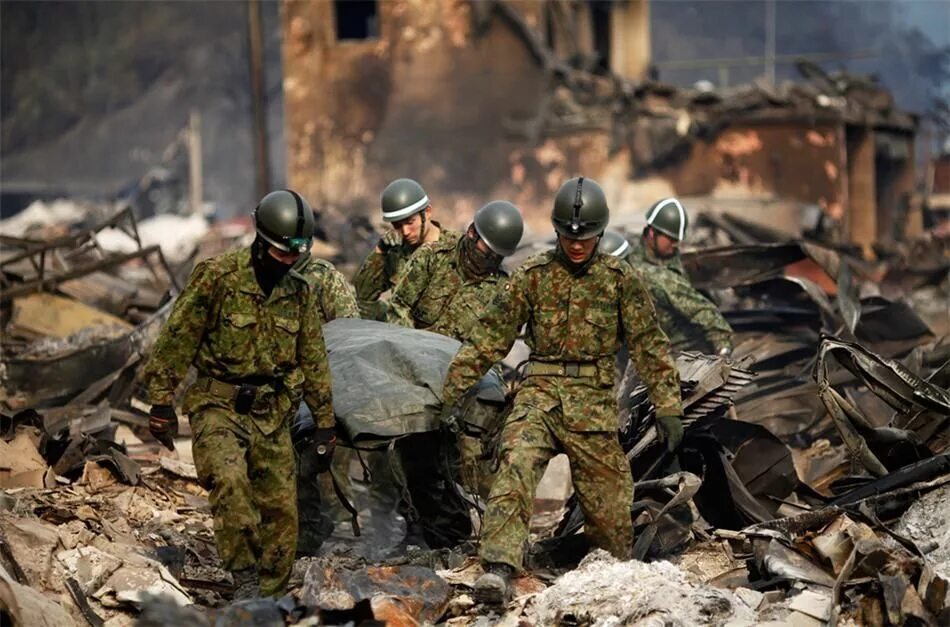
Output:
[1, 71, 949, 627]
[1, 190, 947, 627]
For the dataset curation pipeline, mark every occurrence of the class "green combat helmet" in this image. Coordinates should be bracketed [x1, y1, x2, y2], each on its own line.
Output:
[473, 201, 525, 256]
[551, 177, 609, 240]
[645, 197, 688, 241]
[381, 178, 429, 223]
[599, 229, 632, 259]
[253, 189, 314, 253]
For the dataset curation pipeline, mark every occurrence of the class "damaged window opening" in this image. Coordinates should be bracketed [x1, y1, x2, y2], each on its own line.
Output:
[334, 0, 378, 41]
[590, 1, 612, 73]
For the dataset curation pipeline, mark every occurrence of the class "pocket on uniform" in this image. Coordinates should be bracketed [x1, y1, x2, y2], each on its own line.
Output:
[214, 311, 258, 363]
[274, 317, 300, 333]
[583, 305, 618, 354]
[226, 312, 257, 329]
[273, 316, 300, 364]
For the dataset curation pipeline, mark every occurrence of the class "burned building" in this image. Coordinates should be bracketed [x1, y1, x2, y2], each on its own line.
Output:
[283, 0, 919, 250]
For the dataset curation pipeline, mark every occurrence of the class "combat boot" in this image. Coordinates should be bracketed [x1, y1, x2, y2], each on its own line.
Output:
[231, 567, 260, 600]
[474, 563, 514, 606]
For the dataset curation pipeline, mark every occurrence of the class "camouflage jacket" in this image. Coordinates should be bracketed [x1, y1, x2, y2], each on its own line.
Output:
[442, 250, 682, 428]
[628, 242, 733, 354]
[298, 256, 360, 324]
[353, 221, 459, 320]
[138, 248, 335, 431]
[387, 235, 508, 342]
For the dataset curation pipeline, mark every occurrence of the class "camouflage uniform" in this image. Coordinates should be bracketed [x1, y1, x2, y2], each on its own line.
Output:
[628, 241, 733, 354]
[441, 250, 682, 571]
[300, 256, 360, 321]
[388, 235, 506, 341]
[387, 234, 508, 545]
[353, 222, 459, 320]
[295, 257, 359, 551]
[139, 248, 334, 596]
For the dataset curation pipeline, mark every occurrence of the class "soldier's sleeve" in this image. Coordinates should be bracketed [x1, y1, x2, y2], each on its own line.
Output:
[671, 284, 734, 352]
[441, 269, 529, 409]
[323, 268, 360, 321]
[138, 259, 217, 405]
[299, 285, 335, 429]
[353, 245, 388, 320]
[386, 246, 432, 328]
[619, 267, 683, 417]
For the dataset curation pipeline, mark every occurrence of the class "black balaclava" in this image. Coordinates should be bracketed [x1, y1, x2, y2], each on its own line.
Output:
[554, 236, 601, 277]
[252, 235, 293, 296]
[459, 227, 503, 279]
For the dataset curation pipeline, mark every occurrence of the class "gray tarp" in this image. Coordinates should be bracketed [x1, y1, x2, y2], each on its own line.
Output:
[310, 319, 505, 442]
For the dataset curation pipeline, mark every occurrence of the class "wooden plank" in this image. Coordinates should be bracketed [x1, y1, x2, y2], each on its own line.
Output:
[11, 293, 132, 339]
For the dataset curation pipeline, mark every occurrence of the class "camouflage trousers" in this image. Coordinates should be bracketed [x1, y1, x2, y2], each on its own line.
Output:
[191, 407, 297, 596]
[479, 396, 634, 571]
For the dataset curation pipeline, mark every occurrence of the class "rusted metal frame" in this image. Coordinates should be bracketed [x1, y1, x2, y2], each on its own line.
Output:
[0, 206, 136, 267]
[1, 208, 180, 299]
[0, 245, 177, 302]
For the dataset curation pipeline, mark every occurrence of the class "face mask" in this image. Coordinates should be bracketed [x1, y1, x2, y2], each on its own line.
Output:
[252, 236, 293, 294]
[460, 233, 503, 278]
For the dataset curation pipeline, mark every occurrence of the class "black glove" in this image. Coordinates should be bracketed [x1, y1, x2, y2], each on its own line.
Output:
[380, 229, 403, 249]
[149, 404, 178, 451]
[656, 414, 684, 452]
[312, 427, 337, 473]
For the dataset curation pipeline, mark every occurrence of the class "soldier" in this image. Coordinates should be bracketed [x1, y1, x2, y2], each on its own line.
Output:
[386, 201, 525, 544]
[611, 198, 733, 356]
[294, 255, 359, 553]
[438, 177, 684, 605]
[353, 178, 460, 320]
[138, 190, 336, 599]
[389, 200, 524, 339]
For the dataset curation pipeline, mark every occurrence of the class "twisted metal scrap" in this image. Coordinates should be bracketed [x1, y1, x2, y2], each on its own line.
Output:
[813, 335, 950, 477]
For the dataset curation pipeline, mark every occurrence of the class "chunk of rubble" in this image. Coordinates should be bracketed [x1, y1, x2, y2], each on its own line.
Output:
[528, 550, 755, 626]
[897, 482, 950, 580]
[56, 546, 123, 594]
[0, 562, 77, 627]
[299, 559, 450, 624]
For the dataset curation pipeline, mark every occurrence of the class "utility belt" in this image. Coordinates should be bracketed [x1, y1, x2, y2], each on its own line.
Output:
[524, 360, 598, 378]
[195, 374, 285, 415]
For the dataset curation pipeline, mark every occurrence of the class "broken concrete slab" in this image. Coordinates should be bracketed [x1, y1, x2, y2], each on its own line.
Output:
[94, 561, 192, 609]
[788, 589, 832, 621]
[158, 457, 198, 481]
[0, 515, 62, 590]
[0, 562, 78, 627]
[56, 546, 123, 595]
[733, 587, 765, 611]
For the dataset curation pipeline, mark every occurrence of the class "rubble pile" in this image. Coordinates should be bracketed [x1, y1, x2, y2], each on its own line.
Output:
[0, 205, 185, 415]
[0, 456, 222, 626]
[1, 193, 947, 624]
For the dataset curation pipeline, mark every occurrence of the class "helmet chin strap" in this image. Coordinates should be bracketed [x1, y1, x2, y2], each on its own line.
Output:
[418, 210, 429, 245]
